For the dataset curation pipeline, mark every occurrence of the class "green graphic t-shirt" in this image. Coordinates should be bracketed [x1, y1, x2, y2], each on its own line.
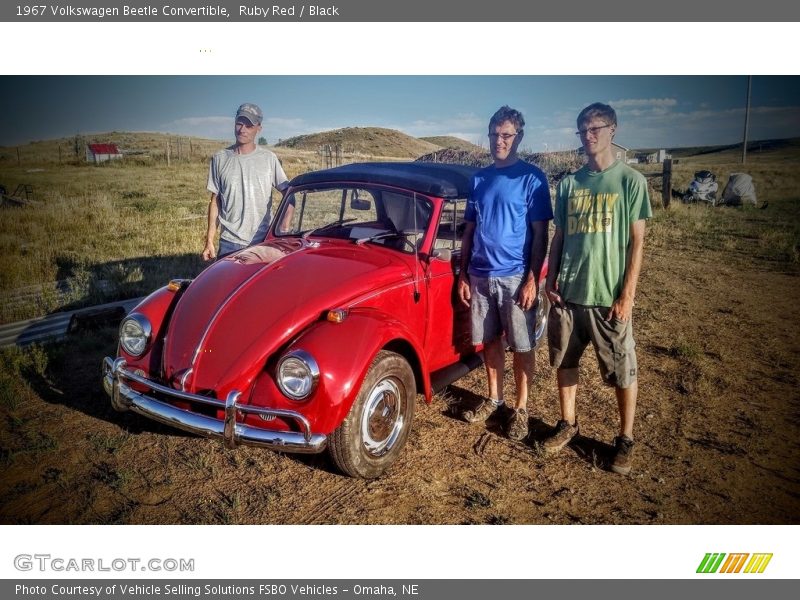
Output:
[554, 160, 652, 307]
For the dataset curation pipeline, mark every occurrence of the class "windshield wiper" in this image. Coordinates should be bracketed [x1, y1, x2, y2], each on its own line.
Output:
[301, 218, 357, 239]
[354, 231, 417, 252]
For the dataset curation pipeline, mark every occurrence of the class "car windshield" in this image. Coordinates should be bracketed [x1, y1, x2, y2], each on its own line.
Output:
[274, 185, 433, 253]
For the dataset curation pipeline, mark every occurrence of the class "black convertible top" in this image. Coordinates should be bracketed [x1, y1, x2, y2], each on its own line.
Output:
[288, 162, 477, 199]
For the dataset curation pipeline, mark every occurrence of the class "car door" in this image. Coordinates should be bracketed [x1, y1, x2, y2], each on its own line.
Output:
[423, 199, 474, 371]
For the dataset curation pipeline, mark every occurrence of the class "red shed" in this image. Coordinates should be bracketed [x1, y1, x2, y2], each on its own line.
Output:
[86, 143, 123, 164]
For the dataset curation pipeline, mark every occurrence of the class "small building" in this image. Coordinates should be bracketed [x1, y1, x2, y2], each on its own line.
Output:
[86, 143, 123, 164]
[644, 149, 670, 164]
[611, 142, 628, 163]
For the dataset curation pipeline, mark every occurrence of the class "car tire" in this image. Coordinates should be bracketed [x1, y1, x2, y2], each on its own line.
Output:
[328, 350, 416, 479]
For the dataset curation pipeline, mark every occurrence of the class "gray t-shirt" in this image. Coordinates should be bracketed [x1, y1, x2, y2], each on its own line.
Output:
[207, 146, 288, 245]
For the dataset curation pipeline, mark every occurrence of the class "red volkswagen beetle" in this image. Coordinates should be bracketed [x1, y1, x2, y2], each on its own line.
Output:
[103, 162, 548, 478]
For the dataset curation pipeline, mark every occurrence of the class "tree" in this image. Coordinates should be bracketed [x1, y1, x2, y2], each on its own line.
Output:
[258, 136, 267, 145]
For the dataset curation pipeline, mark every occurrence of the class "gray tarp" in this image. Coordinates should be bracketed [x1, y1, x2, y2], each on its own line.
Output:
[721, 173, 758, 206]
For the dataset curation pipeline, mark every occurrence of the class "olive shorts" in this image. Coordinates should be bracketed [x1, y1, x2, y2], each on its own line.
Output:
[548, 303, 638, 388]
[470, 274, 535, 352]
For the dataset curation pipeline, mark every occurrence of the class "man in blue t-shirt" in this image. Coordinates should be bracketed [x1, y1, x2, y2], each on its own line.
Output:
[457, 106, 553, 441]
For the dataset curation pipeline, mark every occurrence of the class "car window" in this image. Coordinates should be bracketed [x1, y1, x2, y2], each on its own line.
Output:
[434, 200, 467, 251]
[275, 186, 432, 253]
[342, 188, 379, 223]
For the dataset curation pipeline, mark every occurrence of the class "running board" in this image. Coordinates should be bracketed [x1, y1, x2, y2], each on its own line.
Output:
[429, 352, 484, 393]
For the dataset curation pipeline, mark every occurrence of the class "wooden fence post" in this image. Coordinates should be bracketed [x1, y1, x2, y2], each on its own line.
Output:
[166, 141, 171, 167]
[662, 158, 672, 209]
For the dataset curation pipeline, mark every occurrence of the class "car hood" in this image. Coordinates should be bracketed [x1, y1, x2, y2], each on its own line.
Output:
[162, 238, 412, 395]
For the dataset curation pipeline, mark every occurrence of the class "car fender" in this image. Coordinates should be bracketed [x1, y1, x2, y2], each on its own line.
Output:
[277, 309, 431, 435]
[118, 285, 181, 374]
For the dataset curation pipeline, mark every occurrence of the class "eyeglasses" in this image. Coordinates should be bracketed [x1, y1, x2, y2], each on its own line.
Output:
[576, 125, 611, 137]
[488, 132, 519, 141]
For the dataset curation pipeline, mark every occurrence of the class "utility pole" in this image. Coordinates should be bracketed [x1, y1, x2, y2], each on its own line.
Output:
[742, 75, 752, 164]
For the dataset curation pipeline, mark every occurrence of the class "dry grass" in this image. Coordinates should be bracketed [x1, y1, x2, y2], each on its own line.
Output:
[0, 131, 227, 167]
[643, 147, 800, 269]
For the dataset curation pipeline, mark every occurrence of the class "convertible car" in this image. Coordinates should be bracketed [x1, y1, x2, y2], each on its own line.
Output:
[102, 162, 548, 478]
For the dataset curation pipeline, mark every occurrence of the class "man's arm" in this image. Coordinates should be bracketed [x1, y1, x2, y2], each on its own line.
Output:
[545, 226, 565, 308]
[202, 193, 220, 261]
[457, 221, 476, 307]
[276, 201, 295, 234]
[607, 219, 646, 322]
[518, 220, 548, 310]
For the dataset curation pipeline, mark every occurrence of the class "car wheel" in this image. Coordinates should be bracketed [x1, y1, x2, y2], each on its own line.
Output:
[328, 350, 416, 478]
[534, 287, 550, 348]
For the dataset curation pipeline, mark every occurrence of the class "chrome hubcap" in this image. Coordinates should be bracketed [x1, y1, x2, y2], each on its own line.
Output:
[534, 292, 548, 343]
[361, 378, 404, 457]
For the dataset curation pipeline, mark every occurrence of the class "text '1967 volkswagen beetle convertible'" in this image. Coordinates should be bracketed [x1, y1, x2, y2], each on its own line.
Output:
[102, 162, 548, 478]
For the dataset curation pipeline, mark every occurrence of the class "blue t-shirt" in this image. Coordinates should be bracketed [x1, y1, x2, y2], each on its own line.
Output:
[465, 160, 553, 277]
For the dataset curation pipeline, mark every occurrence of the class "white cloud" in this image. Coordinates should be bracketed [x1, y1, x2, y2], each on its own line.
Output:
[399, 113, 486, 139]
[263, 117, 307, 129]
[609, 98, 678, 109]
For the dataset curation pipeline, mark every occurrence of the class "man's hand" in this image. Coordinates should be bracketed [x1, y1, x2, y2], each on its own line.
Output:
[517, 278, 537, 311]
[607, 295, 634, 322]
[458, 272, 471, 307]
[202, 241, 217, 261]
[545, 280, 565, 308]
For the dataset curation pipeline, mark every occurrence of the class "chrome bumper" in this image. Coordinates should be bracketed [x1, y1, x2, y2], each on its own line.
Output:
[102, 357, 326, 454]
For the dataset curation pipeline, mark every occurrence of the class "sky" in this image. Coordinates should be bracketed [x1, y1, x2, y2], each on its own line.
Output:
[1, 75, 799, 151]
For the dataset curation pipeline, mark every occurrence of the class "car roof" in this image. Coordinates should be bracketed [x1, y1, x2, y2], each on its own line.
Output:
[288, 162, 477, 200]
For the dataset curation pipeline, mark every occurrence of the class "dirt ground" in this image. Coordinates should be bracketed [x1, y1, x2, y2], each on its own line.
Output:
[1, 205, 799, 525]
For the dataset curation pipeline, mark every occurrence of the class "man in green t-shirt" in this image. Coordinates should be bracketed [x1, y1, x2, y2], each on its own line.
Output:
[543, 103, 652, 475]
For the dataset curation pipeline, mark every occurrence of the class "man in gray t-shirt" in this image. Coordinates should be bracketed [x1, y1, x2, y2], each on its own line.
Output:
[202, 102, 289, 260]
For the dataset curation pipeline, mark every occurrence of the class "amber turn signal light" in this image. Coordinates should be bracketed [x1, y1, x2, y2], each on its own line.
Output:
[326, 309, 348, 323]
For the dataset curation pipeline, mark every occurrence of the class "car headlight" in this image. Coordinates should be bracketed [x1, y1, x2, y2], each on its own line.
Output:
[277, 350, 320, 400]
[119, 313, 152, 357]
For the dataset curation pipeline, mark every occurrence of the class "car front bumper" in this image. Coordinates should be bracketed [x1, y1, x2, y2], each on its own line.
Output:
[102, 357, 327, 454]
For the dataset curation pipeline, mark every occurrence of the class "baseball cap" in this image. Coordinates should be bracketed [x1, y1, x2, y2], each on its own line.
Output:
[235, 103, 263, 126]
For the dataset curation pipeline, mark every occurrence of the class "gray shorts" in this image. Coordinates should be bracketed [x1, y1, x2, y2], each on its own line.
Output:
[547, 303, 638, 388]
[470, 274, 535, 352]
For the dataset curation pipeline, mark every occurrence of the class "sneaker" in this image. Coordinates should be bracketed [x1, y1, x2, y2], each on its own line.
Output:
[506, 408, 529, 441]
[542, 419, 579, 454]
[610, 435, 635, 475]
[462, 399, 501, 423]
